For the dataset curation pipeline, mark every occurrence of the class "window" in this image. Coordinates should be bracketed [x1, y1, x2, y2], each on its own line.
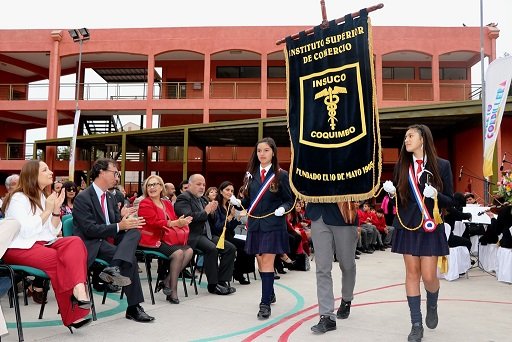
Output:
[382, 67, 414, 80]
[268, 66, 286, 78]
[441, 68, 466, 80]
[419, 67, 432, 80]
[216, 66, 261, 78]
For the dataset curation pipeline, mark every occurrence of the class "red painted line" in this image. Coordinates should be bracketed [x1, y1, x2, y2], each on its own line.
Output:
[241, 282, 404, 342]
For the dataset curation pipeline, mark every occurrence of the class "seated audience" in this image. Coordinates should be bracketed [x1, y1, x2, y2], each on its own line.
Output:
[444, 192, 472, 251]
[137, 175, 193, 304]
[374, 208, 395, 247]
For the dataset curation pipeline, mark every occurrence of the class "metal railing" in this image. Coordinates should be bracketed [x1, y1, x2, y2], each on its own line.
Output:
[382, 82, 482, 101]
[5, 81, 485, 102]
[0, 143, 35, 160]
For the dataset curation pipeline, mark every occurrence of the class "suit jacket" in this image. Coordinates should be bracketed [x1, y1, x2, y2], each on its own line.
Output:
[241, 168, 294, 233]
[393, 157, 453, 233]
[174, 191, 210, 240]
[73, 184, 121, 266]
[138, 197, 185, 248]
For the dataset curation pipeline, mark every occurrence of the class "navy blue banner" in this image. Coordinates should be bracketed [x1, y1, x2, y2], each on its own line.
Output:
[286, 9, 381, 202]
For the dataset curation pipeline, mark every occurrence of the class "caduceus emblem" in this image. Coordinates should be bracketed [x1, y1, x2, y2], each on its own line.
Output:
[314, 86, 347, 130]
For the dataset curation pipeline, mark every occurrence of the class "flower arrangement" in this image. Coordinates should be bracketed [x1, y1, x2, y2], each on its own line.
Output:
[496, 170, 512, 202]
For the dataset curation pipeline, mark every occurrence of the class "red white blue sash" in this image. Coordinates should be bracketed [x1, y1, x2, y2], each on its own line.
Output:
[408, 165, 436, 232]
[247, 172, 276, 216]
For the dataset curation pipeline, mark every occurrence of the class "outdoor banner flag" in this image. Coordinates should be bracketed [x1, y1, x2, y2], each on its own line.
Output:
[483, 56, 512, 178]
[285, 9, 381, 202]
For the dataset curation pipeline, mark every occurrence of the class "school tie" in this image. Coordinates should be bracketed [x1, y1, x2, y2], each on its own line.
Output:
[260, 169, 266, 183]
[416, 160, 423, 182]
[100, 192, 107, 217]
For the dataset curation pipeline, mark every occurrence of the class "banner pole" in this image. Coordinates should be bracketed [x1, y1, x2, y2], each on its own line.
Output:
[276, 3, 384, 45]
[479, 0, 489, 205]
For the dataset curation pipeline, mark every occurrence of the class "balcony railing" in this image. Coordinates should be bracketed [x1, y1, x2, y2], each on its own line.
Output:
[6, 81, 485, 102]
[0, 142, 35, 160]
[382, 82, 482, 102]
[1, 81, 288, 101]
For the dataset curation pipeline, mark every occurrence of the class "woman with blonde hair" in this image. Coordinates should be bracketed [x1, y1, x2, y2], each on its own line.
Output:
[137, 175, 193, 304]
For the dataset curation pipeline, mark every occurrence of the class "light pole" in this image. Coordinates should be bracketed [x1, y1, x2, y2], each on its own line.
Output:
[68, 28, 90, 182]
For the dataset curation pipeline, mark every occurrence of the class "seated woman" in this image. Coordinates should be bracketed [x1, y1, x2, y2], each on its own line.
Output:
[287, 200, 312, 255]
[60, 181, 78, 216]
[212, 181, 256, 285]
[2, 160, 91, 332]
[137, 175, 193, 304]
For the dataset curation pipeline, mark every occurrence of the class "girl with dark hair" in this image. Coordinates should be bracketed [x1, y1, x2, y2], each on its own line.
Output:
[212, 181, 255, 285]
[239, 137, 294, 319]
[60, 181, 78, 216]
[383, 124, 453, 342]
[2, 160, 91, 332]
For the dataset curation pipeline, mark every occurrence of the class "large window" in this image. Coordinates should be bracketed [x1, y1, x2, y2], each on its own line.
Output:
[268, 66, 286, 78]
[382, 67, 415, 80]
[419, 67, 432, 80]
[440, 67, 467, 80]
[216, 66, 261, 78]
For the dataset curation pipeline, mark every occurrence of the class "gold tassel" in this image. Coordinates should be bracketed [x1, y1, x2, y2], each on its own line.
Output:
[433, 195, 443, 225]
[437, 256, 448, 274]
[216, 226, 226, 249]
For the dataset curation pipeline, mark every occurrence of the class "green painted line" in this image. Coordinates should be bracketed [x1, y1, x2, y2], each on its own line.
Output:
[191, 282, 304, 342]
[6, 290, 127, 329]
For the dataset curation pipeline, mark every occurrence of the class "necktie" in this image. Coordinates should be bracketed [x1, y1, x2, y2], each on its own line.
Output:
[416, 160, 423, 182]
[261, 169, 266, 183]
[100, 192, 107, 218]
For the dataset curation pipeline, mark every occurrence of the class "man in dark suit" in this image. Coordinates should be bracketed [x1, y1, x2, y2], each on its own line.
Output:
[73, 158, 154, 323]
[174, 174, 236, 295]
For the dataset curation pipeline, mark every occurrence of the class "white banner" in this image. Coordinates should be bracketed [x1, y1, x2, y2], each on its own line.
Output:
[483, 56, 512, 178]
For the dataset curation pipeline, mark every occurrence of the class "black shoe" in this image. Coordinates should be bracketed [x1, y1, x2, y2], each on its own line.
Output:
[125, 305, 155, 322]
[355, 255, 360, 260]
[408, 322, 424, 342]
[270, 293, 276, 304]
[425, 305, 438, 329]
[257, 303, 271, 319]
[208, 284, 233, 295]
[336, 299, 351, 319]
[311, 315, 336, 334]
[274, 274, 281, 280]
[99, 266, 132, 287]
[70, 294, 91, 310]
[66, 318, 92, 334]
[355, 250, 361, 255]
[166, 295, 180, 304]
[235, 276, 250, 285]
[363, 249, 374, 254]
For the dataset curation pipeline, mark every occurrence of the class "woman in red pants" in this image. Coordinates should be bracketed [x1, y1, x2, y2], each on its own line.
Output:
[2, 160, 91, 332]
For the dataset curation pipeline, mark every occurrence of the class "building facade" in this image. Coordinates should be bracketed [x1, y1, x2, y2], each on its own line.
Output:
[0, 24, 509, 198]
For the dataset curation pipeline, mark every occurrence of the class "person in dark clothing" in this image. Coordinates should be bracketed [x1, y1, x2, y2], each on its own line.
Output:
[444, 192, 472, 251]
[482, 204, 512, 248]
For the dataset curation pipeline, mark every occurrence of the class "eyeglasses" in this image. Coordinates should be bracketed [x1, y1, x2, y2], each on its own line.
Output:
[66, 188, 76, 192]
[147, 182, 162, 188]
[104, 169, 120, 177]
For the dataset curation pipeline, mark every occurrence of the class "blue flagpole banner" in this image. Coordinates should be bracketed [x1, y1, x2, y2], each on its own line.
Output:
[285, 9, 381, 202]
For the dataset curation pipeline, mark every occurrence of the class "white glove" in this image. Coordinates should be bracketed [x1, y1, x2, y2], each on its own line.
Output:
[274, 207, 286, 217]
[229, 195, 241, 207]
[383, 180, 396, 195]
[423, 184, 438, 199]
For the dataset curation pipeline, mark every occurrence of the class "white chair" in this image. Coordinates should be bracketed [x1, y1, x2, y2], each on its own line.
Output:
[478, 243, 499, 272]
[496, 247, 512, 284]
[438, 223, 471, 281]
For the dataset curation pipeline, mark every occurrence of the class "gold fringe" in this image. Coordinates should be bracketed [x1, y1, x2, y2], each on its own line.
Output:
[437, 256, 448, 274]
[433, 196, 443, 225]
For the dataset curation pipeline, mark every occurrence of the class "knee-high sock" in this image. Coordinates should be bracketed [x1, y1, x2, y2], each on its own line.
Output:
[407, 295, 422, 324]
[259, 271, 274, 305]
[426, 289, 439, 308]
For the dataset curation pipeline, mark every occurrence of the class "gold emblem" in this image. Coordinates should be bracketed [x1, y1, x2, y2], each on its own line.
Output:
[314, 86, 347, 130]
